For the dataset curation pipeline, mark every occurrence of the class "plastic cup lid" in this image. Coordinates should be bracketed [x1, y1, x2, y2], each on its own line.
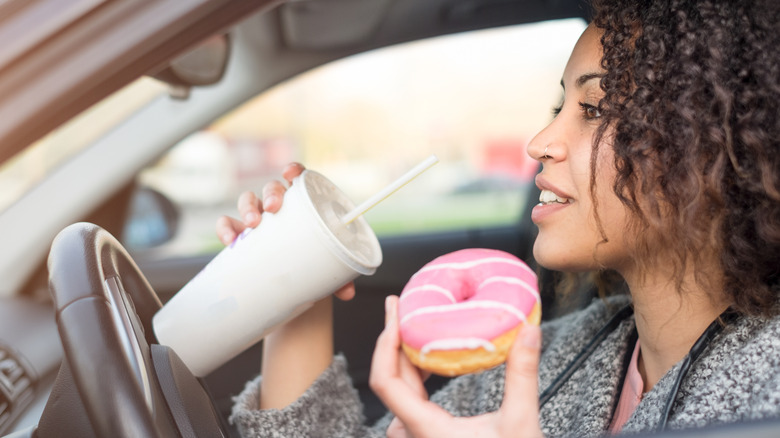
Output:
[300, 170, 382, 275]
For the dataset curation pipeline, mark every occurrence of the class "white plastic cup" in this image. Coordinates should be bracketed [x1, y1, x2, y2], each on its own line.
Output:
[152, 170, 383, 377]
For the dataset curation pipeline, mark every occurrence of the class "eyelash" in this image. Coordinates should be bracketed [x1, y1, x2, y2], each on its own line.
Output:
[580, 102, 602, 119]
[551, 102, 602, 120]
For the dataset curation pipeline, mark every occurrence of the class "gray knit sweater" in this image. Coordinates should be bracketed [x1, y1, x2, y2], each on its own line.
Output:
[230, 297, 780, 437]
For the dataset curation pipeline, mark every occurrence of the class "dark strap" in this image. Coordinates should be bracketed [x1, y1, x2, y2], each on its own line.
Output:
[539, 304, 635, 408]
[656, 308, 740, 431]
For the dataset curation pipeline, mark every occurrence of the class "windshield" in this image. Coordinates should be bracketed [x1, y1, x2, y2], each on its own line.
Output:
[136, 19, 586, 257]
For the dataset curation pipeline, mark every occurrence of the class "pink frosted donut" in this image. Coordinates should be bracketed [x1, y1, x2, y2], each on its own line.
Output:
[398, 248, 541, 376]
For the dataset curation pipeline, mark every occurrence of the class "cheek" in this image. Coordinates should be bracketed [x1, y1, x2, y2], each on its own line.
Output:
[532, 204, 604, 272]
[533, 155, 633, 272]
[589, 145, 626, 231]
[589, 183, 635, 267]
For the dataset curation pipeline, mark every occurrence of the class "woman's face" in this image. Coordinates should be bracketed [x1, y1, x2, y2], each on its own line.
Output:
[527, 24, 632, 273]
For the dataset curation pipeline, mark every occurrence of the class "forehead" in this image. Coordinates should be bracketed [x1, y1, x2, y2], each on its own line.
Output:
[562, 24, 604, 88]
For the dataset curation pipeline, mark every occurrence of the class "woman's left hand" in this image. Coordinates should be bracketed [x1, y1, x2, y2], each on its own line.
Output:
[369, 295, 544, 438]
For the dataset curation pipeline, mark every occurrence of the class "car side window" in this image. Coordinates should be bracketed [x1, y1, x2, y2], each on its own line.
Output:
[130, 19, 586, 256]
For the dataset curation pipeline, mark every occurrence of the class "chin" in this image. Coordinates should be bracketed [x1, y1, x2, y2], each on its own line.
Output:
[532, 240, 592, 273]
[532, 241, 565, 271]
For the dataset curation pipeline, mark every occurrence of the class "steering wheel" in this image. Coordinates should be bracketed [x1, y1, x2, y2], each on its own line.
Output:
[44, 222, 225, 437]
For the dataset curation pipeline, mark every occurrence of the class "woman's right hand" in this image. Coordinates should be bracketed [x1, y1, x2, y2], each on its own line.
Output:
[371, 296, 544, 438]
[214, 162, 355, 301]
[215, 162, 353, 409]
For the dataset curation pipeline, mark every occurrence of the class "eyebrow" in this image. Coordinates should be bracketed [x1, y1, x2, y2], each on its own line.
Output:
[560, 72, 605, 90]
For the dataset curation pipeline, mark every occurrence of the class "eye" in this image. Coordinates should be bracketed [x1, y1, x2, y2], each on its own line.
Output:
[551, 104, 563, 118]
[578, 102, 601, 119]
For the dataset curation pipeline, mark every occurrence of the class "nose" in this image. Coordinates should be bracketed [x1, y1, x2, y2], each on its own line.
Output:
[527, 117, 564, 163]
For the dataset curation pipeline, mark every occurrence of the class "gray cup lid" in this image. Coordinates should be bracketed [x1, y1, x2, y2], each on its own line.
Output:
[299, 170, 383, 275]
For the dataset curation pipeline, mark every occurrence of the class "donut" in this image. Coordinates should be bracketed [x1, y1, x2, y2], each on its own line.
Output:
[397, 248, 541, 376]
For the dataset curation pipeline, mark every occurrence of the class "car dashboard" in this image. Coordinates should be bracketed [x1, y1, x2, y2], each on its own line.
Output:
[0, 298, 60, 435]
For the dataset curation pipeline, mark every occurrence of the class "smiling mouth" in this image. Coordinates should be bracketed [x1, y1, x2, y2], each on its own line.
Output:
[538, 189, 572, 205]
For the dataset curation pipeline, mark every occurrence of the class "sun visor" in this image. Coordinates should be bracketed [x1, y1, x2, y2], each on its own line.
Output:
[280, 0, 390, 50]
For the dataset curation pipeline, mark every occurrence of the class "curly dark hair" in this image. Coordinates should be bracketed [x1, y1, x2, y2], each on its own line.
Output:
[587, 0, 780, 316]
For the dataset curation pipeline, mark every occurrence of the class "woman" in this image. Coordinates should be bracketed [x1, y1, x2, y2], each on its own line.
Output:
[220, 0, 780, 436]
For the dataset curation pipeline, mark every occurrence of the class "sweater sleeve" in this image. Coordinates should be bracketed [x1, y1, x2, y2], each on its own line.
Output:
[228, 353, 507, 436]
[229, 355, 387, 438]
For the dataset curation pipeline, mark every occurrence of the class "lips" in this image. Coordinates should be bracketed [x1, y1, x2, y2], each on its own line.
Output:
[535, 176, 573, 204]
[532, 177, 573, 223]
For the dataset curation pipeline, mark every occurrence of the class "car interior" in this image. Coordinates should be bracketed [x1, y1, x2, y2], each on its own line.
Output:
[0, 0, 777, 437]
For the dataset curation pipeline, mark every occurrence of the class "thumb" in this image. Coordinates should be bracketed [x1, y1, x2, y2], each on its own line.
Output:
[500, 323, 542, 420]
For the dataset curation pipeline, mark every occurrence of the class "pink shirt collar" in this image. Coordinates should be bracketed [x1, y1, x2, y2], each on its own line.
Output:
[608, 338, 644, 433]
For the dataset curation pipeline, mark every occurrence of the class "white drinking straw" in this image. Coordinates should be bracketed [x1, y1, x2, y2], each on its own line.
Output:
[341, 154, 439, 225]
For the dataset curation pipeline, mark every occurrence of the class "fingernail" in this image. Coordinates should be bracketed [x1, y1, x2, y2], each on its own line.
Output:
[244, 212, 258, 223]
[384, 296, 393, 326]
[265, 196, 279, 210]
[222, 232, 234, 243]
[521, 325, 541, 349]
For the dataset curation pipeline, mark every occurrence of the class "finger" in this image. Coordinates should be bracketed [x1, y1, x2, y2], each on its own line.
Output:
[237, 191, 263, 227]
[398, 346, 429, 400]
[333, 282, 356, 301]
[382, 296, 429, 399]
[370, 296, 412, 403]
[370, 297, 449, 432]
[385, 296, 428, 399]
[499, 323, 542, 427]
[215, 215, 246, 245]
[383, 295, 397, 327]
[282, 162, 306, 185]
[262, 180, 287, 214]
[380, 296, 424, 393]
[386, 417, 412, 438]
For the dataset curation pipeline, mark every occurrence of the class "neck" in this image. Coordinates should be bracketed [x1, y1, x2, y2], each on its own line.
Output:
[623, 265, 730, 392]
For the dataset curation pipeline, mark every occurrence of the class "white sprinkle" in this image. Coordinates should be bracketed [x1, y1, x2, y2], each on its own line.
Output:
[400, 301, 526, 326]
[420, 338, 497, 358]
[478, 276, 540, 302]
[411, 257, 536, 279]
[399, 285, 457, 303]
